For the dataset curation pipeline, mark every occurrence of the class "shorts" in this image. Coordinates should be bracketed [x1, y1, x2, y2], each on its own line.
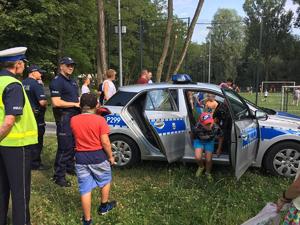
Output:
[193, 139, 214, 152]
[75, 160, 112, 195]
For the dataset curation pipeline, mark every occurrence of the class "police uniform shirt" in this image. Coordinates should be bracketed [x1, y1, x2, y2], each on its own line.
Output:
[0, 69, 24, 115]
[50, 73, 79, 104]
[22, 77, 46, 110]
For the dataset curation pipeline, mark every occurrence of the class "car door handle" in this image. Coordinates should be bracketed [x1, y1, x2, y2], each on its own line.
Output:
[240, 134, 248, 139]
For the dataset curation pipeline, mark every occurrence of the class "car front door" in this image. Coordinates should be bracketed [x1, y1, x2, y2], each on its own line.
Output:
[222, 89, 259, 179]
[144, 89, 186, 163]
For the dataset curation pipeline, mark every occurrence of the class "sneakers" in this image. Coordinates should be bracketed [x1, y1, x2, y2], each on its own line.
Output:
[82, 216, 92, 225]
[206, 173, 213, 182]
[195, 166, 205, 177]
[98, 201, 117, 215]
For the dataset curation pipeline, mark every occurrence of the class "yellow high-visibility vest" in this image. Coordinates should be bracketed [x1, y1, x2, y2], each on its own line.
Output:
[0, 75, 37, 146]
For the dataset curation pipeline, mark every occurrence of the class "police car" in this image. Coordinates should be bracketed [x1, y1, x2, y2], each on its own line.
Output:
[103, 74, 300, 179]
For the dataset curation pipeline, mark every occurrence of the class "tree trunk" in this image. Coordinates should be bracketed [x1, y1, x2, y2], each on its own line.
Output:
[165, 34, 177, 82]
[156, 0, 173, 83]
[173, 0, 204, 75]
[96, 0, 107, 83]
[57, 19, 64, 71]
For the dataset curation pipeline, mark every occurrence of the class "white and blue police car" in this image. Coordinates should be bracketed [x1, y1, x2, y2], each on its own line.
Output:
[103, 74, 300, 179]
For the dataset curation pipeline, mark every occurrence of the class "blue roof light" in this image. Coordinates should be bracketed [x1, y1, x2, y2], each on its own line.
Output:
[171, 74, 192, 84]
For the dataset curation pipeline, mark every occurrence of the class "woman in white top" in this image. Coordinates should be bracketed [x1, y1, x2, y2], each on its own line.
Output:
[103, 69, 117, 102]
[81, 75, 91, 95]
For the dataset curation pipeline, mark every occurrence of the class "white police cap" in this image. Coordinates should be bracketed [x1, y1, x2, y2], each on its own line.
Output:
[0, 47, 27, 62]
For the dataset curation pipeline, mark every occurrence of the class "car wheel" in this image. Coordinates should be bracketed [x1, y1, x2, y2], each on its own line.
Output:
[110, 134, 140, 167]
[264, 141, 300, 177]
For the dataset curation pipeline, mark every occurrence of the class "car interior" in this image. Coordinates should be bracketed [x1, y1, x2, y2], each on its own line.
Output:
[127, 92, 160, 149]
[183, 90, 232, 155]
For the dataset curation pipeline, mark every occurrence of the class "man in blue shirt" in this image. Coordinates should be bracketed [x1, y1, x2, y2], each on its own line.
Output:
[50, 57, 80, 187]
[22, 65, 48, 170]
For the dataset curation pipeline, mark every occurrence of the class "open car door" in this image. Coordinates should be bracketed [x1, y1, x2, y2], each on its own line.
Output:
[144, 89, 186, 162]
[222, 89, 259, 179]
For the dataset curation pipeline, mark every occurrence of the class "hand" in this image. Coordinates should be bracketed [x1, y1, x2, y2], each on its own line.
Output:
[216, 148, 222, 157]
[108, 156, 115, 166]
[276, 198, 287, 212]
[74, 102, 80, 108]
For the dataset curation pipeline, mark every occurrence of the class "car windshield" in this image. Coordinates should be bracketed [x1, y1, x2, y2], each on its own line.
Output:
[105, 91, 137, 106]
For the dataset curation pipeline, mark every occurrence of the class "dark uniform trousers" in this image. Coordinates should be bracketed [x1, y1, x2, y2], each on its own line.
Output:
[0, 146, 31, 225]
[29, 109, 46, 168]
[53, 111, 78, 181]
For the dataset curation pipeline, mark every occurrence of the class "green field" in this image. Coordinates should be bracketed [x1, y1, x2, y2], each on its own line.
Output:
[17, 137, 291, 225]
[240, 92, 300, 116]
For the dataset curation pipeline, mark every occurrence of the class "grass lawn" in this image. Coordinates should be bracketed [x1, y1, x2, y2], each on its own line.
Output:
[240, 92, 300, 116]
[25, 136, 293, 225]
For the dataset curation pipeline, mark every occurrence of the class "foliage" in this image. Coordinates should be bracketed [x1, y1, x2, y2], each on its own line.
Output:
[0, 0, 97, 75]
[243, 0, 293, 81]
[209, 8, 245, 83]
[293, 0, 300, 27]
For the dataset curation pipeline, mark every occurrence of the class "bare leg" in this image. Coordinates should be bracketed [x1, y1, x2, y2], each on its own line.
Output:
[101, 182, 111, 203]
[205, 152, 213, 173]
[216, 137, 223, 156]
[195, 148, 204, 168]
[81, 192, 92, 221]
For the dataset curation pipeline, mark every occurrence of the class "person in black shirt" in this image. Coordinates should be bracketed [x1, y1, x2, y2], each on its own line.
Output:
[22, 65, 48, 170]
[50, 57, 80, 187]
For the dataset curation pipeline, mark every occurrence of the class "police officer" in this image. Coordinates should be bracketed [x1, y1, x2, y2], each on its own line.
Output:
[0, 47, 37, 224]
[22, 65, 48, 170]
[50, 57, 80, 187]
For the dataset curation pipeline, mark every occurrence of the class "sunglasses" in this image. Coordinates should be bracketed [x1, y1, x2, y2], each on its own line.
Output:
[65, 64, 75, 68]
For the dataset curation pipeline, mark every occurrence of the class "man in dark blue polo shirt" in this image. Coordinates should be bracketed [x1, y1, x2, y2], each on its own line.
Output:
[50, 57, 80, 187]
[22, 65, 48, 170]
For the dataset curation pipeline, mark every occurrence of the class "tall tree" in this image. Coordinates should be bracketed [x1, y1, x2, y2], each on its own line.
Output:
[173, 0, 204, 75]
[155, 0, 173, 82]
[243, 0, 293, 81]
[97, 0, 107, 83]
[209, 9, 245, 82]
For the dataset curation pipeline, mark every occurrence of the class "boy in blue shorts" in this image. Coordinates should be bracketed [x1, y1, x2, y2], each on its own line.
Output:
[193, 112, 223, 181]
[70, 93, 116, 225]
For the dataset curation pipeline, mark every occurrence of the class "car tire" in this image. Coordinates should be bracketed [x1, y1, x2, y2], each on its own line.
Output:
[264, 141, 300, 177]
[109, 134, 140, 167]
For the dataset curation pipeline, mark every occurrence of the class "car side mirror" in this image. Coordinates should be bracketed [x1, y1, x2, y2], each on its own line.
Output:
[255, 109, 268, 120]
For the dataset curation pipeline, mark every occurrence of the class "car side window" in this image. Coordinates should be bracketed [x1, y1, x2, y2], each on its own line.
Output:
[145, 89, 175, 111]
[223, 89, 250, 120]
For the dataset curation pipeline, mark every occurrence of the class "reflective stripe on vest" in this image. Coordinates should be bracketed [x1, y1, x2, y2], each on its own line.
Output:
[0, 75, 38, 146]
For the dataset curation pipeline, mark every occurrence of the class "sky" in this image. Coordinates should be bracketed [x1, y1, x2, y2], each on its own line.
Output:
[173, 0, 299, 43]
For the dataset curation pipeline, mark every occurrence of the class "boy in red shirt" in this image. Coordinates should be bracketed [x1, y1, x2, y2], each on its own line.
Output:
[70, 93, 116, 225]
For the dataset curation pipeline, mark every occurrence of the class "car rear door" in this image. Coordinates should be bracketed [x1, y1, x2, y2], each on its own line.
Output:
[222, 89, 259, 179]
[144, 89, 186, 162]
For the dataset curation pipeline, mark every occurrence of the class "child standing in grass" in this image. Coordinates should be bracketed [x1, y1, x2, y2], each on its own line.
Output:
[70, 93, 116, 225]
[192, 112, 223, 181]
